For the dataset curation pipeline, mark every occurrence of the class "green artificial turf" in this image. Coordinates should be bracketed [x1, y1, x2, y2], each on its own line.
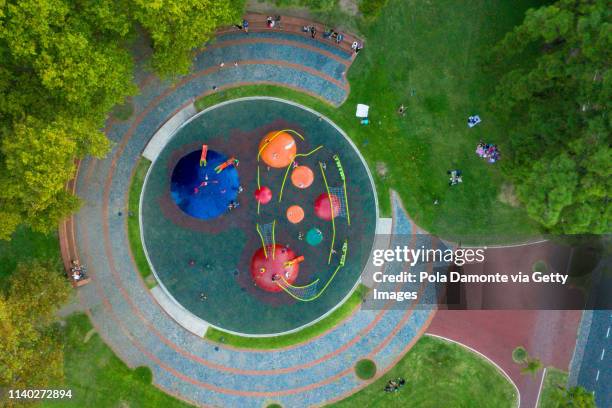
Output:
[537, 368, 568, 408]
[196, 0, 546, 244]
[329, 335, 517, 408]
[41, 313, 195, 408]
[0, 226, 62, 290]
[204, 284, 368, 348]
[127, 158, 155, 285]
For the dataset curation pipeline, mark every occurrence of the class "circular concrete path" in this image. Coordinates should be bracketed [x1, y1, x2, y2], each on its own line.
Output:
[65, 30, 437, 407]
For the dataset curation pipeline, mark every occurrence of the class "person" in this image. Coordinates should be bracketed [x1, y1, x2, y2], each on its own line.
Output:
[72, 270, 82, 281]
[397, 104, 406, 116]
[242, 19, 249, 33]
[266, 16, 275, 28]
[310, 25, 317, 39]
[336, 33, 344, 44]
[448, 169, 463, 186]
[351, 41, 359, 51]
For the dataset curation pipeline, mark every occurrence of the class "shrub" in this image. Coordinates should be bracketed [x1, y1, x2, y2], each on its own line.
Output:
[355, 359, 377, 380]
[512, 346, 528, 364]
[359, 0, 388, 18]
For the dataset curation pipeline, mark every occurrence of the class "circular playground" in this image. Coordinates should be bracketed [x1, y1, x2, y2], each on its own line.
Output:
[141, 98, 377, 335]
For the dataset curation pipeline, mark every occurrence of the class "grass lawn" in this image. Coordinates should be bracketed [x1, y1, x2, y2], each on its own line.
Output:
[205, 284, 368, 348]
[41, 313, 194, 408]
[197, 0, 546, 244]
[329, 335, 517, 408]
[128, 158, 155, 286]
[0, 226, 62, 291]
[538, 368, 568, 408]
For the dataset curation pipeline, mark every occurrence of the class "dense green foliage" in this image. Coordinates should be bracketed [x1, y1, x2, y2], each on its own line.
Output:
[329, 336, 516, 407]
[132, 0, 243, 76]
[539, 368, 596, 408]
[40, 313, 195, 408]
[0, 261, 71, 400]
[0, 0, 243, 240]
[491, 0, 611, 234]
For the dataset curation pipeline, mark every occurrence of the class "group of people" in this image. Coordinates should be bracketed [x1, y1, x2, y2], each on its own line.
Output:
[476, 142, 501, 163]
[384, 377, 406, 393]
[448, 169, 463, 186]
[467, 115, 481, 128]
[266, 15, 281, 28]
[235, 19, 249, 33]
[71, 260, 87, 281]
[302, 25, 318, 39]
[323, 29, 344, 43]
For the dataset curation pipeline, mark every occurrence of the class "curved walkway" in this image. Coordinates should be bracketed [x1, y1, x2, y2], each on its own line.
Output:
[60, 28, 438, 407]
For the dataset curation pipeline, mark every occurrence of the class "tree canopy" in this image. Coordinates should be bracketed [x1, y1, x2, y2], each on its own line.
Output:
[491, 0, 611, 234]
[0, 261, 71, 396]
[0, 0, 243, 240]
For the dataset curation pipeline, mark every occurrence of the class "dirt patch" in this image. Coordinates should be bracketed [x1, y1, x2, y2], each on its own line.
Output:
[339, 0, 359, 15]
[498, 182, 520, 207]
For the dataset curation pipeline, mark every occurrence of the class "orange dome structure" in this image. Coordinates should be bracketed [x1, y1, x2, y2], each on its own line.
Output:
[258, 131, 297, 168]
[286, 205, 305, 224]
[291, 165, 314, 189]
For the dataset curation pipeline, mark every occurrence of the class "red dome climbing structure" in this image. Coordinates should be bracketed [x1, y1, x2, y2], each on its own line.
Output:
[250, 245, 300, 292]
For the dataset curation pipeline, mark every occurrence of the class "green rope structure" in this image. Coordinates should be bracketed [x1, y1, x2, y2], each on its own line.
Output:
[278, 145, 323, 203]
[333, 154, 351, 226]
[255, 220, 276, 259]
[255, 223, 267, 259]
[319, 161, 336, 264]
[256, 129, 305, 162]
[277, 240, 348, 301]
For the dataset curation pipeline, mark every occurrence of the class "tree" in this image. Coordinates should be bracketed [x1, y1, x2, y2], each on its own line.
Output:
[512, 346, 528, 363]
[131, 0, 244, 77]
[491, 0, 611, 234]
[0, 0, 136, 238]
[520, 357, 542, 378]
[554, 386, 596, 408]
[0, 262, 71, 397]
[512, 346, 542, 378]
[0, 0, 245, 239]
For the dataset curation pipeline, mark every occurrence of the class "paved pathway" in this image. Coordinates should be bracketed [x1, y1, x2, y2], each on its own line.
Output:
[428, 241, 584, 407]
[61, 28, 438, 407]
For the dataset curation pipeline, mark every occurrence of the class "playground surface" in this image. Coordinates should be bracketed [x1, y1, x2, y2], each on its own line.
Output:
[58, 25, 447, 407]
[141, 98, 377, 334]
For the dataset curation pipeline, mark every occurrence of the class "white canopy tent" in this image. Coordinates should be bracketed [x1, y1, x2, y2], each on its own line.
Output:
[356, 104, 369, 118]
